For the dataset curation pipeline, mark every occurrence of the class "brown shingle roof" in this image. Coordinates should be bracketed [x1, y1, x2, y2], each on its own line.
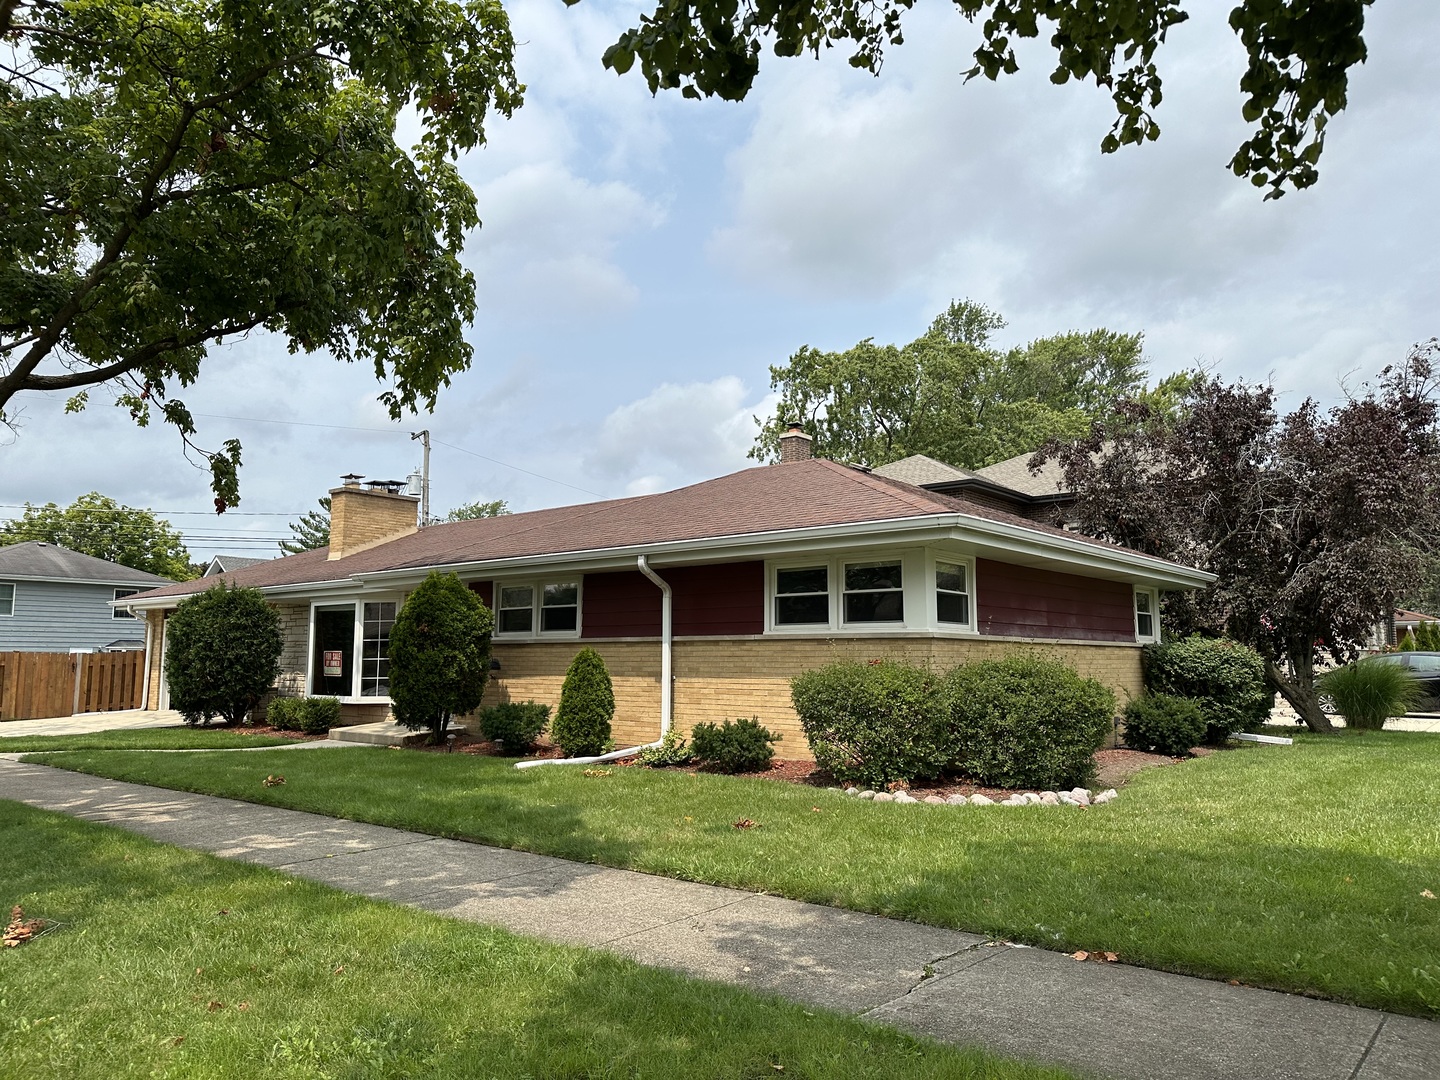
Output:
[131, 459, 1194, 602]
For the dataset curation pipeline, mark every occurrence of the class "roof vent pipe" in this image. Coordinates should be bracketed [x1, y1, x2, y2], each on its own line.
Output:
[515, 556, 673, 769]
[778, 422, 813, 463]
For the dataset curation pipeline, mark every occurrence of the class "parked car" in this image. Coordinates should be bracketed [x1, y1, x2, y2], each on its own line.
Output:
[1361, 652, 1440, 711]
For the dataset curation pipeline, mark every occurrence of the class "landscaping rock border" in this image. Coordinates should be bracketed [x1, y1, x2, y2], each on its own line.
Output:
[842, 786, 1118, 807]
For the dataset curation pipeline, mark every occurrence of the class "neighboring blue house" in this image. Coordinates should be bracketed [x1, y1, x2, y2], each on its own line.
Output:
[0, 542, 174, 652]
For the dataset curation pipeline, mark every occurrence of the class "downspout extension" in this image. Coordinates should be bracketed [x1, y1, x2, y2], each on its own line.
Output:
[514, 556, 673, 769]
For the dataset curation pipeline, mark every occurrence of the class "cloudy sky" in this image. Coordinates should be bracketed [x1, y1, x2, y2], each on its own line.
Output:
[3, 0, 1437, 561]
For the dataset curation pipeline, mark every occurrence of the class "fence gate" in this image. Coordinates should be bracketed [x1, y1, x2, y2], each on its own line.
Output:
[0, 651, 145, 722]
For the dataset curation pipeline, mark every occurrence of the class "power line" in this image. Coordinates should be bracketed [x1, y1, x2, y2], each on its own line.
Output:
[193, 411, 608, 500]
[0, 503, 305, 516]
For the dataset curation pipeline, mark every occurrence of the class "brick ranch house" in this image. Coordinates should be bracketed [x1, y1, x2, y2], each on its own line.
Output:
[120, 429, 1214, 755]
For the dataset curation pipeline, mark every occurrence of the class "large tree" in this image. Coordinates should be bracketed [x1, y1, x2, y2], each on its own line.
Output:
[1041, 343, 1440, 732]
[594, 0, 1373, 199]
[445, 498, 510, 521]
[751, 299, 1150, 469]
[279, 497, 330, 555]
[1, 0, 520, 508]
[0, 492, 193, 579]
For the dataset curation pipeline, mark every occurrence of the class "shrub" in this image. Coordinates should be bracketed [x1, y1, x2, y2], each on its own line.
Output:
[1398, 629, 1418, 651]
[790, 661, 947, 788]
[1319, 661, 1421, 731]
[298, 696, 341, 736]
[1142, 636, 1272, 744]
[1416, 621, 1440, 650]
[478, 701, 550, 756]
[388, 572, 494, 744]
[634, 727, 694, 768]
[1122, 694, 1206, 756]
[266, 697, 304, 731]
[689, 717, 780, 774]
[166, 585, 283, 726]
[551, 648, 614, 757]
[943, 655, 1114, 790]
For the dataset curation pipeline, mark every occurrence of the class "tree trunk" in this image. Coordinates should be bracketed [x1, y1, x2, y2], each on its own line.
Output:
[1265, 654, 1335, 733]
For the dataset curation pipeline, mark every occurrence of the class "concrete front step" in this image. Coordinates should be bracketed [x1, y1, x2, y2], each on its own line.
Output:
[327, 721, 426, 746]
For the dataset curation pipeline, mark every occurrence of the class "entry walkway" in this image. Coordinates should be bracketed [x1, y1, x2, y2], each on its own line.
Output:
[1, 758, 1434, 1080]
[0, 708, 185, 738]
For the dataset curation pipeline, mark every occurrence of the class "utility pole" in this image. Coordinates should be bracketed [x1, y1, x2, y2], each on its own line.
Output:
[410, 429, 431, 526]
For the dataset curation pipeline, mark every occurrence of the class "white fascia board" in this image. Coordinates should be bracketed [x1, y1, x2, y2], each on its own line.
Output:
[351, 513, 1215, 591]
[120, 579, 355, 611]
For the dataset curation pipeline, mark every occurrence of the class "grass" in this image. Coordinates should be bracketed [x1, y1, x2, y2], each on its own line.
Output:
[0, 800, 1064, 1080]
[26, 732, 1440, 1018]
[0, 728, 298, 752]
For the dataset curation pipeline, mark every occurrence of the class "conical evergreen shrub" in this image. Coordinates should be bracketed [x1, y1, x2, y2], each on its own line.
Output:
[551, 647, 614, 757]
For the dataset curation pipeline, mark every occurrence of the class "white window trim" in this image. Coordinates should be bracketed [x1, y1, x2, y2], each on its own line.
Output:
[489, 576, 583, 641]
[1134, 587, 1160, 643]
[305, 596, 405, 703]
[765, 550, 977, 635]
[112, 587, 140, 619]
[0, 581, 14, 618]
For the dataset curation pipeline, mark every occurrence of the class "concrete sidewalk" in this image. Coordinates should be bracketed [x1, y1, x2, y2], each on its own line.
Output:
[0, 709, 186, 738]
[2, 759, 1435, 1080]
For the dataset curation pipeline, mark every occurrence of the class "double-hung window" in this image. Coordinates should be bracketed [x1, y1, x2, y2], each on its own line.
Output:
[497, 586, 535, 634]
[0, 581, 14, 617]
[1135, 589, 1158, 641]
[774, 566, 829, 626]
[935, 562, 970, 626]
[541, 583, 579, 632]
[843, 561, 904, 624]
[113, 588, 139, 619]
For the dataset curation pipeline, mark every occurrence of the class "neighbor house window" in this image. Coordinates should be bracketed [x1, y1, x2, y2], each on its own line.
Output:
[1135, 589, 1157, 641]
[360, 601, 398, 697]
[774, 566, 829, 626]
[843, 561, 904, 623]
[113, 588, 139, 619]
[497, 586, 534, 634]
[935, 562, 970, 626]
[541, 583, 578, 632]
[0, 582, 13, 617]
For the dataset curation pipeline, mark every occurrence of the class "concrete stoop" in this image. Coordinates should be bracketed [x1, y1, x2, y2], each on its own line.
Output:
[327, 721, 424, 746]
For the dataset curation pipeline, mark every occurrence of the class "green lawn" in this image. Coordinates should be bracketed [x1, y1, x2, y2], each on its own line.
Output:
[0, 728, 298, 752]
[0, 801, 1062, 1080]
[27, 732, 1440, 1017]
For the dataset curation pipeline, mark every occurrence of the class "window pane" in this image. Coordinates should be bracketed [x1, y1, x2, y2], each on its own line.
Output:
[498, 607, 533, 633]
[312, 606, 355, 696]
[1137, 612, 1154, 638]
[776, 594, 829, 625]
[777, 567, 827, 595]
[500, 586, 533, 610]
[541, 605, 578, 632]
[1135, 591, 1152, 614]
[937, 591, 969, 625]
[845, 562, 902, 592]
[360, 602, 397, 696]
[112, 588, 138, 619]
[1409, 654, 1440, 671]
[0, 582, 13, 617]
[845, 591, 904, 623]
[543, 583, 578, 607]
[935, 563, 966, 594]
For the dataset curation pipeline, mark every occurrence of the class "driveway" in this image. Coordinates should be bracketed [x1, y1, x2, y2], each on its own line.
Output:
[0, 708, 186, 738]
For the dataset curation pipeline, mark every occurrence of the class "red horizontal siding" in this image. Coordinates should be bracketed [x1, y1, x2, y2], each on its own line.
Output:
[582, 562, 764, 638]
[467, 580, 494, 609]
[977, 558, 1134, 642]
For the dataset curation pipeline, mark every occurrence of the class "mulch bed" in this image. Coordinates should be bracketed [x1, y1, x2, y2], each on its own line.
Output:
[230, 725, 314, 741]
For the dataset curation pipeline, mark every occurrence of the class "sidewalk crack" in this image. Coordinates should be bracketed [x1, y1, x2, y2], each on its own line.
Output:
[1346, 1016, 1386, 1080]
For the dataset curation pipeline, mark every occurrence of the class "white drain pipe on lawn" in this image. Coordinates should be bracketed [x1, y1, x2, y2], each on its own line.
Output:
[514, 555, 673, 769]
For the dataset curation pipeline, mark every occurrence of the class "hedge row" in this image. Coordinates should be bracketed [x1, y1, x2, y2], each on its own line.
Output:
[791, 655, 1115, 790]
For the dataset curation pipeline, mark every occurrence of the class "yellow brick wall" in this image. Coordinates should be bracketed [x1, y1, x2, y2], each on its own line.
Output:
[480, 635, 1143, 758]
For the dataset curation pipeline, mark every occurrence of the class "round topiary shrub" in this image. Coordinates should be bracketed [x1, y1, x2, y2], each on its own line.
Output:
[689, 717, 780, 773]
[298, 696, 341, 736]
[1121, 693, 1206, 756]
[551, 647, 614, 757]
[790, 660, 947, 788]
[388, 571, 493, 744]
[1141, 636, 1272, 744]
[478, 700, 551, 755]
[266, 696, 304, 731]
[165, 584, 283, 727]
[943, 655, 1114, 790]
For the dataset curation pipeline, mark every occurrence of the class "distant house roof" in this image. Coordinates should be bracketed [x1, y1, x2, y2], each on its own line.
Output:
[869, 454, 983, 488]
[1396, 609, 1436, 623]
[203, 554, 271, 577]
[127, 458, 1213, 607]
[0, 541, 174, 586]
[973, 451, 1072, 498]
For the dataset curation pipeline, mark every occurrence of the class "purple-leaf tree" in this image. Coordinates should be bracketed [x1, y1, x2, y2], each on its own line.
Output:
[1038, 343, 1440, 733]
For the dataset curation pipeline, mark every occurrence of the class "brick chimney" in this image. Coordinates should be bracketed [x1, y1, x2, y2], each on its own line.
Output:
[327, 475, 419, 560]
[778, 422, 813, 463]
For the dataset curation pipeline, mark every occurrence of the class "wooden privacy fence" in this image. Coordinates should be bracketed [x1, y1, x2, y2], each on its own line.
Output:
[0, 651, 145, 721]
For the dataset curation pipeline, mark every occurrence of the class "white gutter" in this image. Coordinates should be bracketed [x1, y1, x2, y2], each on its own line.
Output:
[515, 555, 674, 770]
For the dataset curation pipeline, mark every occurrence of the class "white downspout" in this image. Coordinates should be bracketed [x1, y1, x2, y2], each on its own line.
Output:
[515, 555, 673, 769]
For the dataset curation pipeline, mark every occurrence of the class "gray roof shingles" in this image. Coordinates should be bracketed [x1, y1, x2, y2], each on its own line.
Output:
[0, 541, 174, 585]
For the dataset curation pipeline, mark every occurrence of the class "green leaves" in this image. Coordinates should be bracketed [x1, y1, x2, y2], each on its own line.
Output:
[1, 0, 521, 506]
[0, 492, 196, 580]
